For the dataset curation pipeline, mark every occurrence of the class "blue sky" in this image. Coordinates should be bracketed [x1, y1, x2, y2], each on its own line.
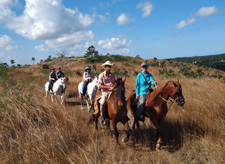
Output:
[0, 0, 225, 65]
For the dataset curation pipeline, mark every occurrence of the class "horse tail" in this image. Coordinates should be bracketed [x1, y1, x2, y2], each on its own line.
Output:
[127, 90, 136, 115]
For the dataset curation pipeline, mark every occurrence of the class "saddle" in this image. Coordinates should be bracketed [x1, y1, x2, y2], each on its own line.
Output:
[93, 91, 113, 115]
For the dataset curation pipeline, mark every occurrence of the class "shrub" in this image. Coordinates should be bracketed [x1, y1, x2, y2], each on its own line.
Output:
[42, 64, 49, 70]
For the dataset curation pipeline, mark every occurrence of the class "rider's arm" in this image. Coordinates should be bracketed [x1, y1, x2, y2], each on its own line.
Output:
[99, 85, 113, 90]
[49, 74, 55, 80]
[136, 74, 140, 99]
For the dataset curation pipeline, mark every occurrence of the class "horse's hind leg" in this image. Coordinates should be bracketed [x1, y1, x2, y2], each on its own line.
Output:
[80, 94, 84, 110]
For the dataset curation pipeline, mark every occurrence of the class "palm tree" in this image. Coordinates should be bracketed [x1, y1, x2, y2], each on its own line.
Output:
[31, 57, 35, 65]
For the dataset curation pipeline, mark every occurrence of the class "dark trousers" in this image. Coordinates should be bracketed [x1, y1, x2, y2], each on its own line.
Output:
[82, 81, 89, 95]
[48, 80, 55, 91]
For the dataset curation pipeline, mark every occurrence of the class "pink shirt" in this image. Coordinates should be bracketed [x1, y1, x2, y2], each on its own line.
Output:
[98, 71, 115, 92]
[83, 72, 92, 81]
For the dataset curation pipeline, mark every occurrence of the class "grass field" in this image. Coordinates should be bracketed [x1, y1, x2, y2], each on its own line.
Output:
[0, 58, 225, 164]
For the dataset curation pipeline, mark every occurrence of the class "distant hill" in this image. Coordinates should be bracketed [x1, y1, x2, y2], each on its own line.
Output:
[167, 53, 225, 71]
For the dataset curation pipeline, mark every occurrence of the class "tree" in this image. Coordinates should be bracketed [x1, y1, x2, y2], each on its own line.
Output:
[54, 49, 68, 58]
[10, 59, 15, 65]
[83, 45, 100, 63]
[31, 57, 35, 65]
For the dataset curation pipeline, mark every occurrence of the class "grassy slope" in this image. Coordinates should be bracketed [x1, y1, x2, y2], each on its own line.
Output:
[0, 57, 225, 164]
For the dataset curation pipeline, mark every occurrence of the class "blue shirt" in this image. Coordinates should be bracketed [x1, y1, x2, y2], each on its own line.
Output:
[136, 71, 155, 95]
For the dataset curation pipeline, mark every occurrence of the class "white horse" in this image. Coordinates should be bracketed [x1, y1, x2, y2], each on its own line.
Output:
[45, 77, 67, 104]
[78, 76, 99, 111]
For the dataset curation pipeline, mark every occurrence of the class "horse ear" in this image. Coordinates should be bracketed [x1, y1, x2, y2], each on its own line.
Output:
[176, 78, 179, 82]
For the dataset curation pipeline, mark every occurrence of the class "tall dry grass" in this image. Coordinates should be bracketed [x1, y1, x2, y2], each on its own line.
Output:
[0, 64, 225, 164]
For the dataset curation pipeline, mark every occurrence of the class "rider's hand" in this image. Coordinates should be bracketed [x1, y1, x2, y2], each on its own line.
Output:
[136, 94, 139, 99]
[154, 80, 158, 85]
[109, 86, 114, 91]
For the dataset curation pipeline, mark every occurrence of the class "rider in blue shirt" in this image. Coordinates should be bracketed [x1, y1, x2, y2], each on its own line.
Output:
[136, 63, 157, 121]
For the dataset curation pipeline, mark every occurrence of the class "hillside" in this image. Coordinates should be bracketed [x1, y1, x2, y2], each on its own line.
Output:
[168, 53, 225, 71]
[0, 56, 225, 164]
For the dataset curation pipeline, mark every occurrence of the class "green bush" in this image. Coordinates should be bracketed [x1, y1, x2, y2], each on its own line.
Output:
[42, 64, 49, 70]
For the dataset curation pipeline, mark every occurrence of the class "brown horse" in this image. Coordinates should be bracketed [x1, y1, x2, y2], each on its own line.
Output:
[128, 79, 185, 149]
[89, 78, 131, 143]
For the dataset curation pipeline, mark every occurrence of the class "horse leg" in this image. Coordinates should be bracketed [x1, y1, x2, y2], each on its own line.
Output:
[151, 118, 163, 149]
[80, 93, 84, 110]
[86, 96, 90, 112]
[95, 114, 99, 130]
[51, 94, 54, 102]
[112, 119, 119, 144]
[60, 94, 63, 104]
[122, 122, 131, 143]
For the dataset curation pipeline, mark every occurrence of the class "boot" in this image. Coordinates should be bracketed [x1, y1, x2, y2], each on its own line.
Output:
[100, 104, 107, 126]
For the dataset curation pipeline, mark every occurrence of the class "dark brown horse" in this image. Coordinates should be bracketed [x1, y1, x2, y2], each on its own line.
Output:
[89, 78, 131, 143]
[128, 79, 185, 149]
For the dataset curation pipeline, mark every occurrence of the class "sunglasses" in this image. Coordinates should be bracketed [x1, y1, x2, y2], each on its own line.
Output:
[142, 65, 147, 68]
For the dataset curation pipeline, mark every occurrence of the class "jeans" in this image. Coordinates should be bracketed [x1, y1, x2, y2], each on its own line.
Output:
[82, 81, 88, 95]
[48, 80, 55, 91]
[136, 94, 147, 117]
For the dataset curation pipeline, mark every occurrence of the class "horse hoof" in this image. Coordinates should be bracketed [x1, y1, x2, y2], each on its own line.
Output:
[156, 144, 161, 150]
[122, 137, 129, 143]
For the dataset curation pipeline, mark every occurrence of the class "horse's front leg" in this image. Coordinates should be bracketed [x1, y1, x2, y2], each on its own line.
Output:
[51, 93, 54, 102]
[86, 96, 91, 112]
[60, 93, 63, 104]
[112, 119, 119, 144]
[122, 121, 131, 143]
[151, 118, 163, 149]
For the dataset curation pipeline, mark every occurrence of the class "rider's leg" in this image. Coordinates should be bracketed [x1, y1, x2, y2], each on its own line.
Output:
[100, 92, 107, 125]
[82, 81, 87, 98]
[136, 94, 146, 122]
[48, 80, 52, 91]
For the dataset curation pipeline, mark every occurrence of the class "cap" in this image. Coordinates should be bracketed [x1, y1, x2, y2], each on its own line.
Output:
[51, 67, 55, 70]
[57, 66, 61, 69]
[85, 66, 91, 71]
[141, 63, 147, 67]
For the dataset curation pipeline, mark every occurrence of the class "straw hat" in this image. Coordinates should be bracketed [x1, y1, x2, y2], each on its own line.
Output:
[102, 61, 113, 66]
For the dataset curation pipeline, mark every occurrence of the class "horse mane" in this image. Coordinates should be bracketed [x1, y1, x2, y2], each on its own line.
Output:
[153, 81, 178, 98]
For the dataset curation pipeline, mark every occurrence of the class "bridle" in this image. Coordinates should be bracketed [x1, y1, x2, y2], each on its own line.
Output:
[159, 81, 185, 109]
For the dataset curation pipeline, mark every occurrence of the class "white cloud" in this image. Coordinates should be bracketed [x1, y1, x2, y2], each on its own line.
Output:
[45, 31, 94, 48]
[98, 14, 110, 24]
[35, 45, 48, 52]
[5, 0, 95, 43]
[98, 37, 132, 54]
[0, 35, 18, 51]
[136, 1, 153, 18]
[196, 6, 219, 17]
[174, 18, 196, 29]
[117, 13, 134, 25]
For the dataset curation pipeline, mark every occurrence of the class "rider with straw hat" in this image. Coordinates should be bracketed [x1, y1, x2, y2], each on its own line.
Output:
[98, 61, 115, 125]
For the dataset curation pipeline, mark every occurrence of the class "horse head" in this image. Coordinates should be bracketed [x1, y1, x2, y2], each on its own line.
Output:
[114, 78, 126, 108]
[65, 75, 70, 85]
[93, 76, 99, 90]
[169, 79, 185, 106]
[58, 77, 66, 90]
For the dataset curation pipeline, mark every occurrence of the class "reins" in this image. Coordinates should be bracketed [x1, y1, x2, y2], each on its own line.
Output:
[158, 81, 181, 110]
